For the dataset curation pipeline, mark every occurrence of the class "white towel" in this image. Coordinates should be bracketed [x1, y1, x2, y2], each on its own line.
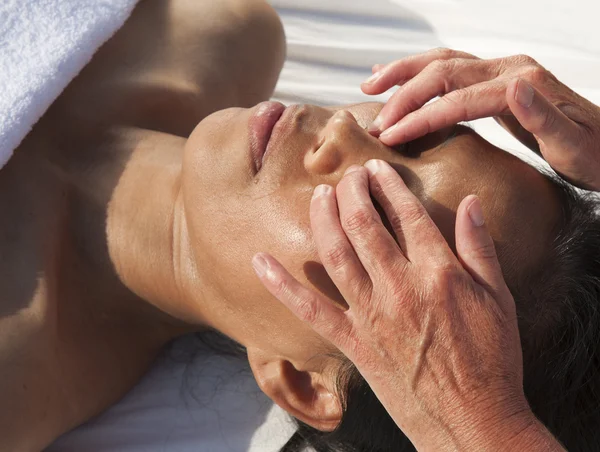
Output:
[0, 0, 139, 170]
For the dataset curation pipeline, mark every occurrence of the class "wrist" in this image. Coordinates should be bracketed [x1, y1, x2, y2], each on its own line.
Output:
[418, 399, 564, 452]
[503, 417, 565, 452]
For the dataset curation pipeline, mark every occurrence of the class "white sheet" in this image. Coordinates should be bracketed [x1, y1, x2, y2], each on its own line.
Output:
[49, 1, 600, 451]
[47, 336, 295, 452]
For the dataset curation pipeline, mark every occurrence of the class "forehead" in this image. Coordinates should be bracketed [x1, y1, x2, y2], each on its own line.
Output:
[410, 126, 562, 275]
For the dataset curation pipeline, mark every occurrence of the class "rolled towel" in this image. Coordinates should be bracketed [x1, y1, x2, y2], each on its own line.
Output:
[0, 0, 139, 170]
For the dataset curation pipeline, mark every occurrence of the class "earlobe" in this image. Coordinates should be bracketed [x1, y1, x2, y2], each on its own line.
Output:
[247, 348, 342, 432]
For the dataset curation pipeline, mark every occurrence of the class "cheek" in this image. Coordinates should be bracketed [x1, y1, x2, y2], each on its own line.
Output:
[199, 195, 318, 297]
[195, 194, 342, 356]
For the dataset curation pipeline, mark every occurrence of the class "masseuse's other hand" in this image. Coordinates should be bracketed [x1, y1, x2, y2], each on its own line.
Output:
[252, 161, 552, 451]
[362, 48, 600, 191]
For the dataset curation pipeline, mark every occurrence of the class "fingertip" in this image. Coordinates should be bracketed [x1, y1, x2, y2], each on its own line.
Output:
[378, 123, 408, 146]
[455, 195, 504, 291]
[367, 115, 385, 134]
[372, 63, 385, 73]
[252, 252, 272, 279]
[506, 77, 533, 112]
[361, 81, 387, 96]
[466, 195, 485, 227]
[344, 164, 367, 177]
[456, 195, 489, 243]
[514, 78, 534, 109]
[506, 78, 562, 130]
[312, 184, 333, 201]
[364, 158, 386, 176]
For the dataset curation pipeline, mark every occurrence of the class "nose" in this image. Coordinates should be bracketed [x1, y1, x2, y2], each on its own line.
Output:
[304, 109, 363, 175]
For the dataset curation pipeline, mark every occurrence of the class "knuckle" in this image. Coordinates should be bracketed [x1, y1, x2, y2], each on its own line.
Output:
[432, 47, 454, 59]
[388, 278, 413, 306]
[440, 91, 469, 119]
[346, 274, 373, 304]
[470, 241, 498, 261]
[510, 54, 538, 67]
[539, 106, 558, 133]
[429, 59, 454, 76]
[447, 87, 470, 102]
[522, 65, 549, 85]
[377, 171, 404, 195]
[430, 264, 463, 293]
[355, 276, 374, 301]
[342, 207, 378, 234]
[323, 243, 354, 271]
[396, 199, 426, 227]
[386, 211, 405, 234]
[273, 275, 290, 297]
[441, 88, 470, 109]
[369, 180, 386, 199]
[296, 296, 319, 323]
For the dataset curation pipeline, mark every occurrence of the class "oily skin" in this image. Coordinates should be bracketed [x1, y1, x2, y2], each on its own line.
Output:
[0, 0, 563, 445]
[0, 0, 287, 449]
[176, 102, 562, 368]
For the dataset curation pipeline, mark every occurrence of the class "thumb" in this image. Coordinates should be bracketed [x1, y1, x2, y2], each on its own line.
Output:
[506, 78, 582, 155]
[455, 196, 512, 310]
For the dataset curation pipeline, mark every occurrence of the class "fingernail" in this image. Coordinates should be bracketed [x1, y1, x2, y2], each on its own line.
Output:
[313, 184, 333, 199]
[368, 115, 384, 133]
[467, 197, 485, 227]
[380, 123, 398, 139]
[515, 79, 534, 108]
[344, 165, 362, 176]
[363, 71, 382, 85]
[252, 254, 270, 278]
[364, 159, 385, 175]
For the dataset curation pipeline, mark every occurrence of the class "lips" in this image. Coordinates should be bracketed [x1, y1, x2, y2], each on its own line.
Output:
[248, 101, 286, 172]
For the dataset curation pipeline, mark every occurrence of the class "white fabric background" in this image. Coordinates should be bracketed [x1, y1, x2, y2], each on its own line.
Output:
[48, 0, 600, 451]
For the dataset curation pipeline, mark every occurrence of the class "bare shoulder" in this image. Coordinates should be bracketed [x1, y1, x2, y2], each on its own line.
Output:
[54, 0, 285, 137]
[162, 0, 287, 105]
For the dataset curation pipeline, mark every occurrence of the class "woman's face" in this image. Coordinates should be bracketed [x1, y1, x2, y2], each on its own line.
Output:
[180, 102, 560, 363]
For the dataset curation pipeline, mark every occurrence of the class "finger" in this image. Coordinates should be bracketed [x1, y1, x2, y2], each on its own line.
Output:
[379, 81, 508, 145]
[494, 114, 540, 153]
[251, 252, 354, 347]
[336, 166, 407, 280]
[506, 78, 584, 160]
[454, 195, 514, 315]
[364, 159, 455, 266]
[361, 48, 478, 95]
[310, 184, 373, 306]
[369, 58, 497, 136]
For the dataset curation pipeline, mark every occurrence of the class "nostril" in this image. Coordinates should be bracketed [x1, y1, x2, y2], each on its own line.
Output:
[306, 110, 361, 175]
[313, 134, 326, 155]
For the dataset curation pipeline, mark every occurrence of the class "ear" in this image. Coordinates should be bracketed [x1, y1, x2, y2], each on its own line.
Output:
[247, 348, 342, 432]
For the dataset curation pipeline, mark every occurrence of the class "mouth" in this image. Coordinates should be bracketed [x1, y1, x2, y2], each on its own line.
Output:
[248, 101, 286, 172]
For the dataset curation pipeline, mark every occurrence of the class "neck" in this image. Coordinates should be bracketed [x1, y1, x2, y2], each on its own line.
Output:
[0, 124, 203, 450]
[103, 126, 212, 327]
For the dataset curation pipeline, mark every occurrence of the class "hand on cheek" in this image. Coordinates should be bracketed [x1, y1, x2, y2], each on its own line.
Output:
[252, 160, 558, 450]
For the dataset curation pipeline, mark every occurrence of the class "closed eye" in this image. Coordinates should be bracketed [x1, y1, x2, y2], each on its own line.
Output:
[392, 141, 419, 158]
[391, 124, 461, 158]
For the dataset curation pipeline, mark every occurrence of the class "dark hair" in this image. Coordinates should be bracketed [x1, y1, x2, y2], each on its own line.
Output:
[281, 176, 600, 452]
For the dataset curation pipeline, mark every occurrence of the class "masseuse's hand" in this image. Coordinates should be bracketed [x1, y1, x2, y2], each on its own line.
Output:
[362, 48, 600, 191]
[252, 161, 564, 451]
